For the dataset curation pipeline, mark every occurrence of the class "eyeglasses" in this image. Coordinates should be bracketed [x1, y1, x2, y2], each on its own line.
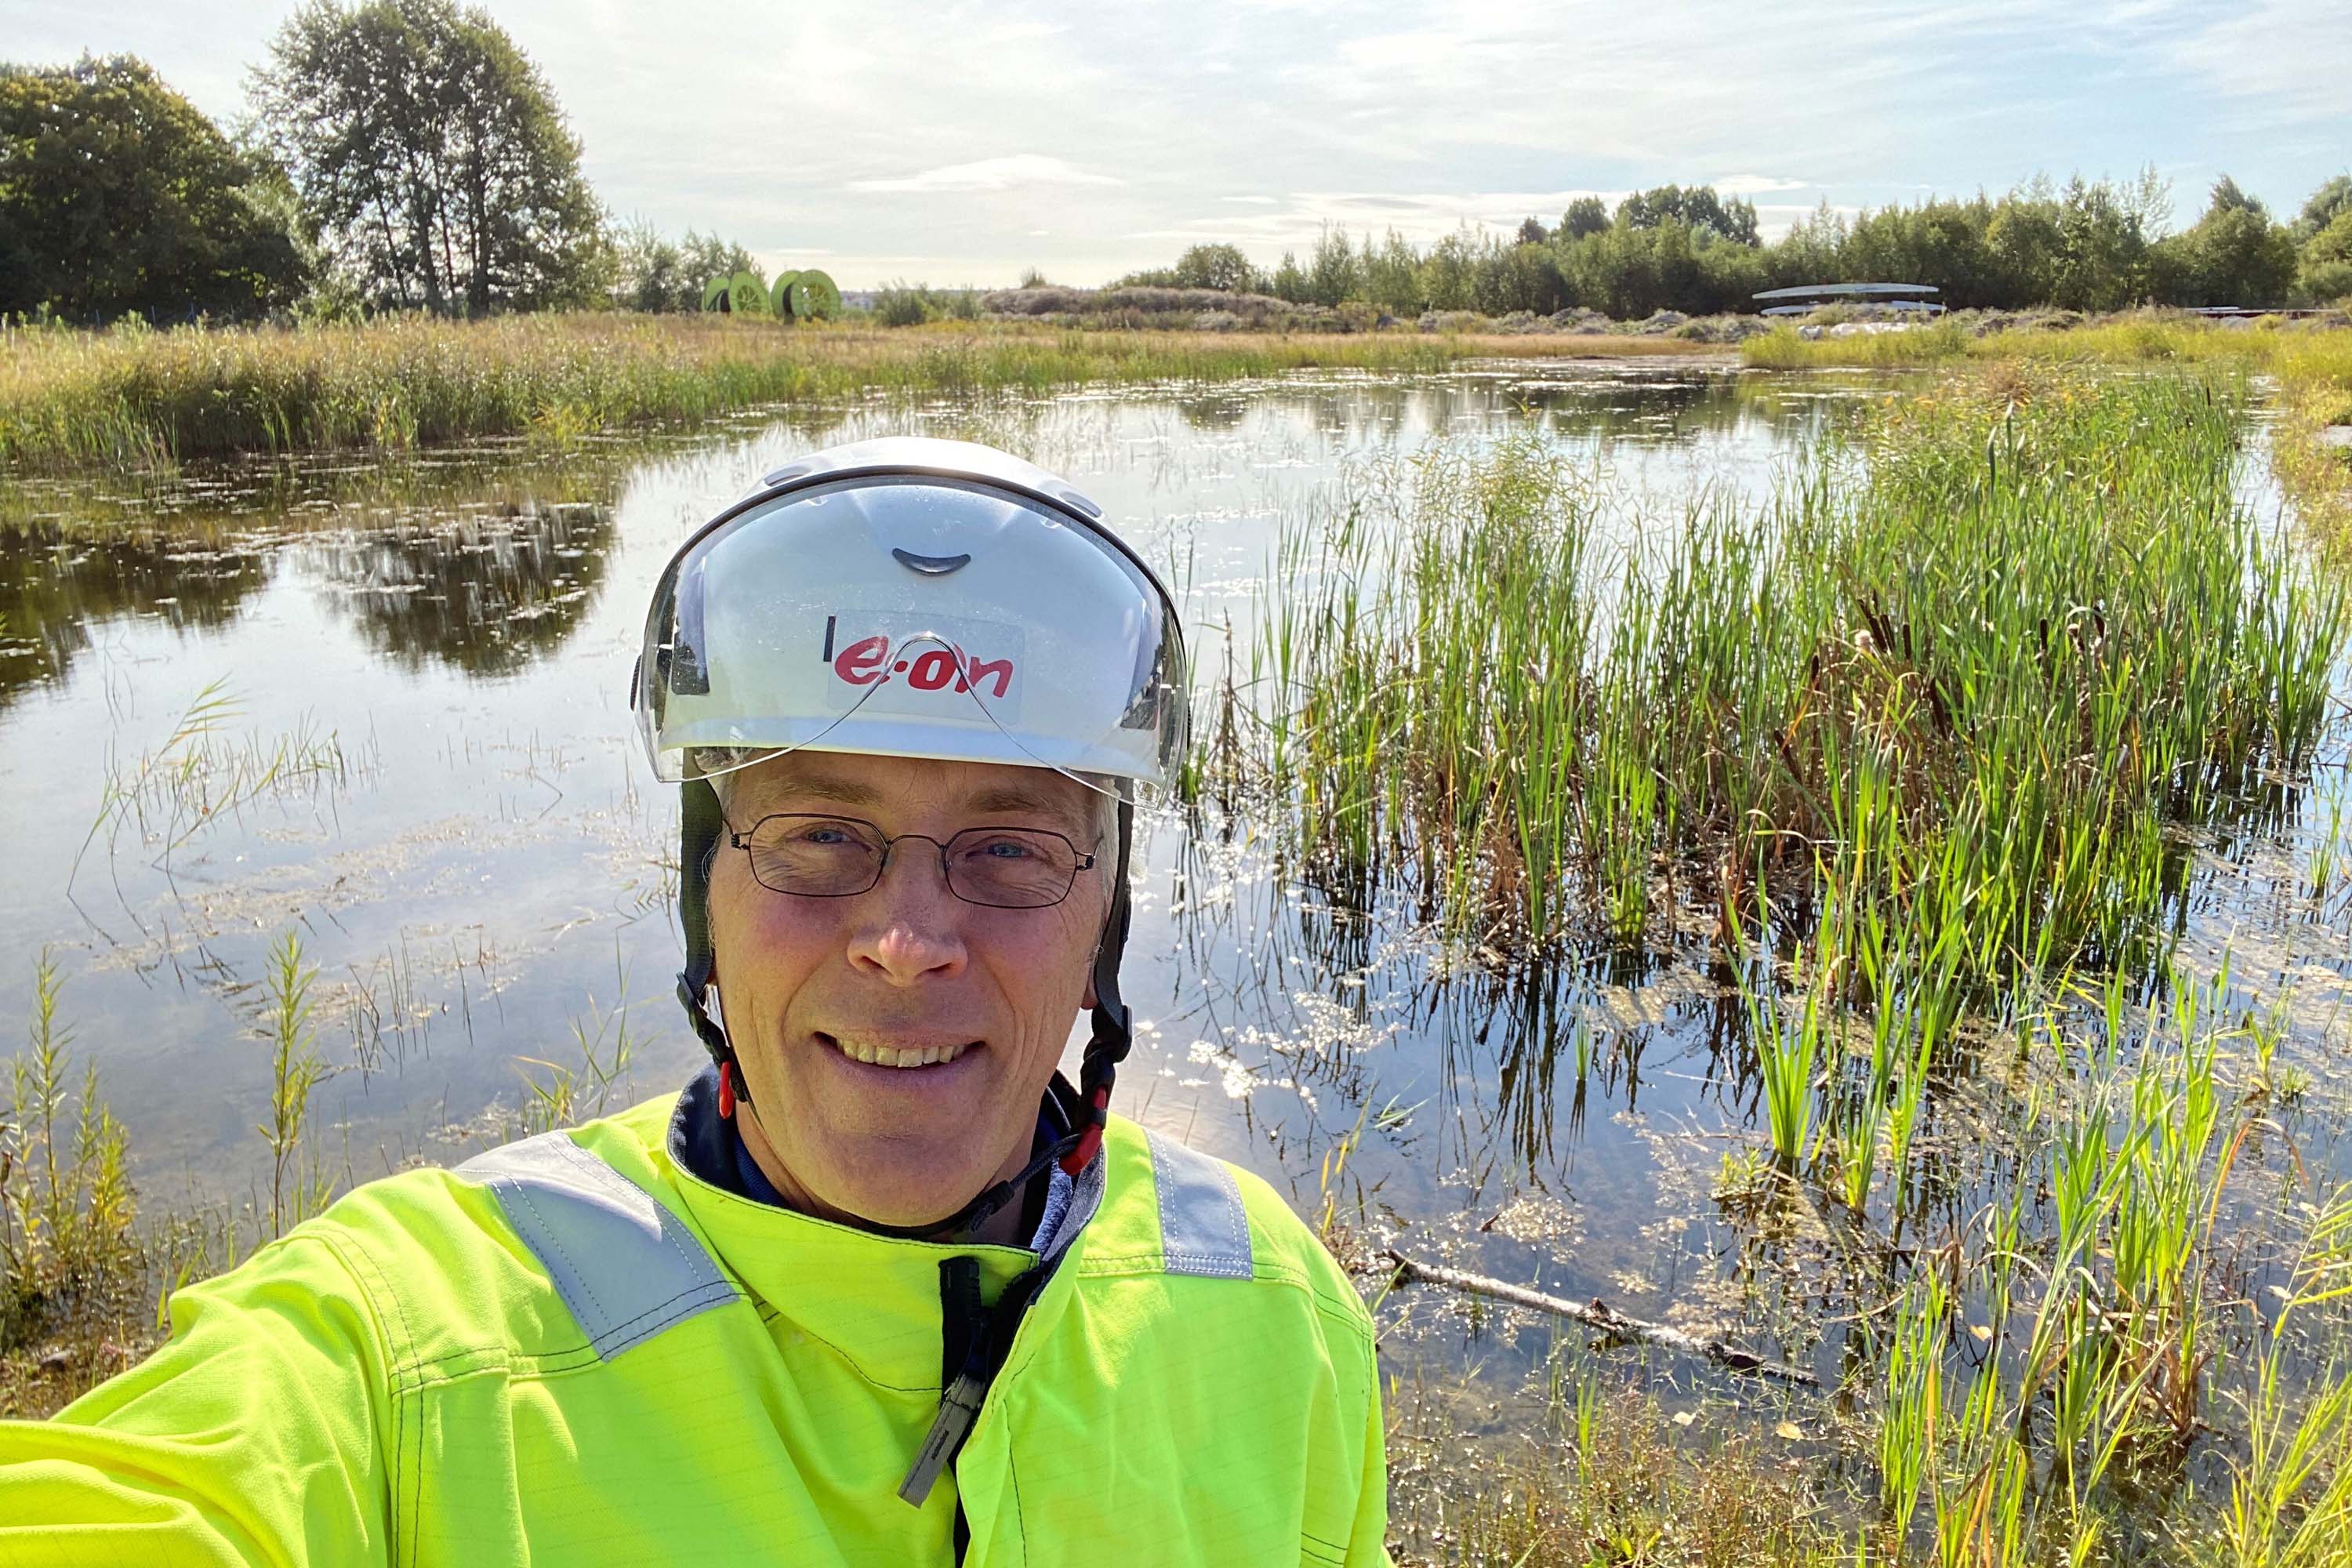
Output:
[726, 813, 1098, 909]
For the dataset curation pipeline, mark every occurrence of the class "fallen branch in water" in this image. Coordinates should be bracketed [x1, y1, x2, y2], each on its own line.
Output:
[1377, 1250, 1820, 1388]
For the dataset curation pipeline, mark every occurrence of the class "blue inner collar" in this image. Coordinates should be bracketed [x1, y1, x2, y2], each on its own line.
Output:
[670, 1063, 1074, 1250]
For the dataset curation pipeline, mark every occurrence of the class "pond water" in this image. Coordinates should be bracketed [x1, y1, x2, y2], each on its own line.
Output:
[3, 361, 2347, 1400]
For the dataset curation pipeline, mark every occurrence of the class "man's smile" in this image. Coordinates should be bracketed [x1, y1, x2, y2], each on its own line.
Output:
[813, 1029, 985, 1072]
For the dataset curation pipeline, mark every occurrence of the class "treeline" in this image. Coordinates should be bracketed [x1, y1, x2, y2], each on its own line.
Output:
[0, 1, 759, 323]
[1126, 174, 2352, 320]
[8, 3, 2350, 328]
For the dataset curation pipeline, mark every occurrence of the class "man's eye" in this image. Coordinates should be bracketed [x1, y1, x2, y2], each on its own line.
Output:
[971, 838, 1033, 860]
[791, 825, 856, 846]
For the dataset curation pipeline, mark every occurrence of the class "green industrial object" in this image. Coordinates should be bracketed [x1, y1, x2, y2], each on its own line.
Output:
[788, 270, 842, 321]
[698, 266, 839, 320]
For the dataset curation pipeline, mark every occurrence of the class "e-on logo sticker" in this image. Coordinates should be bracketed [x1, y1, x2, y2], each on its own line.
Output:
[820, 614, 1025, 724]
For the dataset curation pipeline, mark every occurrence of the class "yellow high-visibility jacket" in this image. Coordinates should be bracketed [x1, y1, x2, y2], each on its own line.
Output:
[0, 1094, 1388, 1565]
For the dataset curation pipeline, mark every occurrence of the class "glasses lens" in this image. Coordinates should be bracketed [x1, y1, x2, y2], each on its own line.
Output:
[946, 828, 1082, 909]
[745, 815, 885, 896]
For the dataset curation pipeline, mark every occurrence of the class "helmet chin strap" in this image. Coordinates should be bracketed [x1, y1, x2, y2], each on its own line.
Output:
[674, 777, 737, 1084]
[673, 782, 1136, 1241]
[1064, 798, 1134, 1177]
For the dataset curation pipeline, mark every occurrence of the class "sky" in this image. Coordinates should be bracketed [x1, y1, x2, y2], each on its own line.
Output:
[8, 0, 2350, 289]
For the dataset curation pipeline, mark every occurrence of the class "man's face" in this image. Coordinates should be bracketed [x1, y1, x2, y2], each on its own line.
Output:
[707, 750, 1109, 1232]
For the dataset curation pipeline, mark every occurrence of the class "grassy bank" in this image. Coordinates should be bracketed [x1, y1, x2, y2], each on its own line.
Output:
[0, 313, 1720, 471]
[1743, 315, 2352, 546]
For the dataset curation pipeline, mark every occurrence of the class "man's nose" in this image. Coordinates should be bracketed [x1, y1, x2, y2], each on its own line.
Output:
[846, 841, 967, 982]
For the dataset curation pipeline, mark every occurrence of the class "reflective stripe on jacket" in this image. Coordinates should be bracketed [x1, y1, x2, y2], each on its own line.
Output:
[0, 1094, 1389, 1566]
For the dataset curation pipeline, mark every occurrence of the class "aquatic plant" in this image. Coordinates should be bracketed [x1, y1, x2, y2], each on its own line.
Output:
[1744, 314, 2352, 554]
[514, 949, 641, 1138]
[1234, 367, 2344, 1001]
[0, 960, 135, 1374]
[258, 931, 328, 1241]
[0, 312, 1679, 472]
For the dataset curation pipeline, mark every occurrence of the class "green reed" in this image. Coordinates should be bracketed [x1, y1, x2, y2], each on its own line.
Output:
[1246, 368, 2352, 1564]
[1745, 314, 2352, 557]
[1232, 366, 2345, 998]
[1, 960, 135, 1359]
[1849, 979, 2294, 1563]
[258, 932, 329, 1242]
[0, 312, 1642, 472]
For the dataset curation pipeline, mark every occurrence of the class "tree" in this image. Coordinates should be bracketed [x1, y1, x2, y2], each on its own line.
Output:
[0, 55, 307, 320]
[1304, 225, 1361, 307]
[2205, 175, 2264, 218]
[1614, 184, 1759, 246]
[1836, 197, 2001, 305]
[1170, 242, 1261, 292]
[1768, 203, 1848, 287]
[1515, 216, 1548, 246]
[252, 0, 604, 314]
[1266, 250, 1308, 303]
[612, 223, 756, 312]
[1475, 240, 1568, 314]
[2154, 176, 2298, 307]
[1559, 196, 1610, 241]
[612, 220, 688, 311]
[2297, 210, 2352, 304]
[1359, 230, 1422, 314]
[1980, 176, 2158, 310]
[1416, 229, 1481, 311]
[2292, 174, 2351, 242]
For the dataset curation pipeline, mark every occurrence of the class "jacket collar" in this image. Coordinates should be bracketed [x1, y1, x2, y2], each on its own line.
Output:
[654, 1073, 1105, 1393]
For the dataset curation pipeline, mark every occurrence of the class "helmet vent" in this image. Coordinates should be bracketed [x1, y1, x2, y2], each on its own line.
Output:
[891, 547, 972, 576]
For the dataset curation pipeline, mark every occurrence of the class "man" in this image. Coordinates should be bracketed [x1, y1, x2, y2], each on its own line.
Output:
[0, 437, 1388, 1565]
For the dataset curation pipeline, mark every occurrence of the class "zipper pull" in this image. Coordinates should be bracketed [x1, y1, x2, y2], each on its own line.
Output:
[898, 1367, 988, 1505]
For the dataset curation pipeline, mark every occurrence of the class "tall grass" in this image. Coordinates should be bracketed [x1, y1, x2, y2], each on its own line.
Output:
[1387, 964, 2352, 1566]
[1225, 366, 2344, 996]
[0, 312, 1697, 471]
[1, 960, 136, 1395]
[257, 933, 328, 1241]
[1744, 314, 2352, 551]
[514, 950, 641, 1137]
[1236, 374, 2349, 1557]
[1, 932, 649, 1417]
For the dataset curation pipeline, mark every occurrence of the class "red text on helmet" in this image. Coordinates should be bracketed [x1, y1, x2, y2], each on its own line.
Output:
[833, 635, 1016, 700]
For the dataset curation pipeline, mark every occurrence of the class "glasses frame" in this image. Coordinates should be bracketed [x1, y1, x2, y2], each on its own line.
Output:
[724, 811, 1098, 909]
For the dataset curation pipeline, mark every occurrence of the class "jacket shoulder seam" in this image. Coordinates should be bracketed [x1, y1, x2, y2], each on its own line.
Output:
[313, 1225, 420, 1568]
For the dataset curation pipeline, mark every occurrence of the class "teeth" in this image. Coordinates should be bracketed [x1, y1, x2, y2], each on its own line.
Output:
[834, 1039, 968, 1069]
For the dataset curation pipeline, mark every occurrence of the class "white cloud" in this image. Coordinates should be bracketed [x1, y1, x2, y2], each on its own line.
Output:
[1221, 195, 1279, 205]
[1713, 175, 1813, 196]
[2159, 0, 2352, 125]
[848, 154, 1123, 194]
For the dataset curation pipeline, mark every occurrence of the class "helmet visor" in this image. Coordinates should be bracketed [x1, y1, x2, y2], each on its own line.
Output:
[633, 474, 1188, 796]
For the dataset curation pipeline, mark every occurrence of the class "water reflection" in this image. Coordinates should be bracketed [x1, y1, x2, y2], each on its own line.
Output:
[0, 523, 270, 706]
[303, 499, 615, 677]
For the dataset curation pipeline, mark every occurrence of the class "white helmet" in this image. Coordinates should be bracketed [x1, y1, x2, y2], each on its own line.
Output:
[634, 437, 1187, 794]
[635, 437, 1189, 1224]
